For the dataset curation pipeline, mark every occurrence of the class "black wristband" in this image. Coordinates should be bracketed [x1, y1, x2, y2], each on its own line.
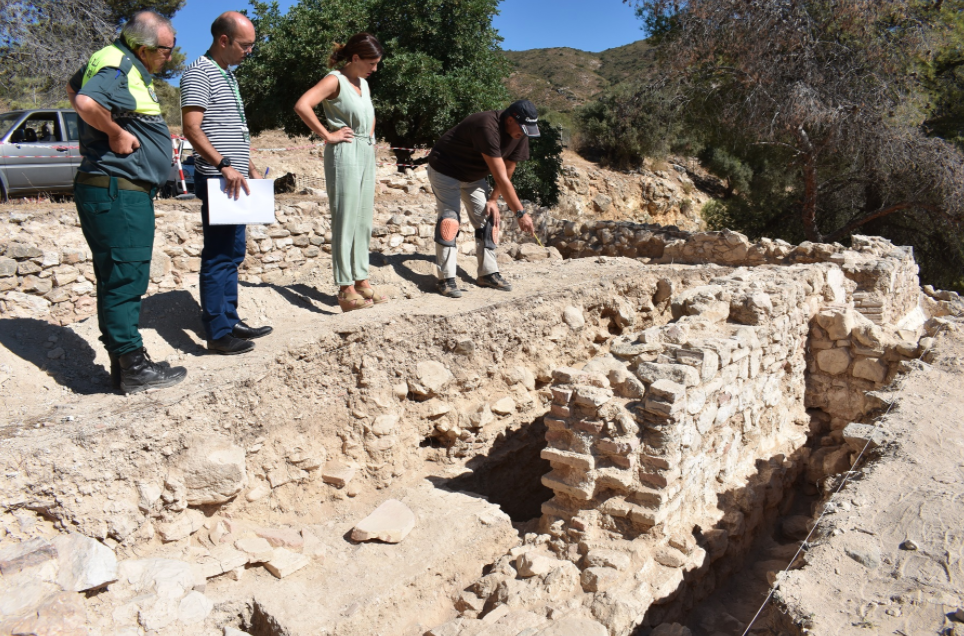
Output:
[515, 210, 527, 219]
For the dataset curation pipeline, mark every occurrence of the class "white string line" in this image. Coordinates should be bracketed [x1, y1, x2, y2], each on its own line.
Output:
[739, 324, 949, 636]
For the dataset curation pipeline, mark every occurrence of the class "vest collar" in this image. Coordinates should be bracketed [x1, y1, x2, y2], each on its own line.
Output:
[113, 39, 153, 82]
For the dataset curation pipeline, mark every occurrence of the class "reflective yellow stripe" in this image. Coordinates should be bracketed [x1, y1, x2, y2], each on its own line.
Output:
[81, 45, 161, 116]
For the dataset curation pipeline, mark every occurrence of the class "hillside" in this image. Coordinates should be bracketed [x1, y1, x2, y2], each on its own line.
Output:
[503, 39, 654, 115]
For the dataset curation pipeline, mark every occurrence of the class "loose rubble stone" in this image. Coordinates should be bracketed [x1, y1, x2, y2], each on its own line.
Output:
[53, 533, 118, 592]
[172, 435, 247, 505]
[178, 590, 214, 624]
[0, 537, 57, 575]
[562, 306, 585, 330]
[842, 422, 891, 451]
[413, 361, 453, 396]
[322, 461, 356, 487]
[516, 550, 563, 578]
[255, 527, 304, 549]
[157, 510, 205, 542]
[491, 397, 516, 416]
[580, 566, 619, 592]
[351, 499, 416, 543]
[264, 548, 310, 579]
[235, 537, 275, 563]
[115, 558, 199, 600]
[139, 598, 179, 631]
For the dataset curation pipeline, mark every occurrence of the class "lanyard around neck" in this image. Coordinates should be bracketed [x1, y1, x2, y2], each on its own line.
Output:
[204, 54, 249, 133]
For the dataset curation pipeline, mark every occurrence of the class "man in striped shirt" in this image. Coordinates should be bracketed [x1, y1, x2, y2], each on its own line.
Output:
[181, 11, 272, 355]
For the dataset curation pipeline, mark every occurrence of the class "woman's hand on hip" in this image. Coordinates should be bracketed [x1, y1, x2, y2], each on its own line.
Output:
[329, 127, 354, 144]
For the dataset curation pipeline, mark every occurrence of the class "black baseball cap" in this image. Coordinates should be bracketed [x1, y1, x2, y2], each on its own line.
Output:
[504, 99, 540, 137]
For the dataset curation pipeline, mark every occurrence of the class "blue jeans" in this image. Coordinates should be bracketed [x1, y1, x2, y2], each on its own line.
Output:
[196, 176, 247, 340]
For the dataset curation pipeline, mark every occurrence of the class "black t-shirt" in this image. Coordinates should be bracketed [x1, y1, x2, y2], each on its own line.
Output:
[428, 110, 529, 182]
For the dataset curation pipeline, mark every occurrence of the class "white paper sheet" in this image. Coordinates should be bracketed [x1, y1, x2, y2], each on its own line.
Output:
[207, 178, 276, 225]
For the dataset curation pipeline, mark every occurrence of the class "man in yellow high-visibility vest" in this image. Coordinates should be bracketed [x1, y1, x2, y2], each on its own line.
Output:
[66, 10, 187, 394]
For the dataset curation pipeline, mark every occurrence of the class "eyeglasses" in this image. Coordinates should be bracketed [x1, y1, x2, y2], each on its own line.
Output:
[234, 40, 256, 53]
[153, 38, 176, 53]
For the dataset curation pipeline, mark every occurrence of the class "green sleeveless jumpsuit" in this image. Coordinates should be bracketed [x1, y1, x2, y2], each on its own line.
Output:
[322, 71, 376, 287]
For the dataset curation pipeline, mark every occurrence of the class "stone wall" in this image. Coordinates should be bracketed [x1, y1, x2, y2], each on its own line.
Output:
[546, 220, 927, 328]
[438, 236, 963, 636]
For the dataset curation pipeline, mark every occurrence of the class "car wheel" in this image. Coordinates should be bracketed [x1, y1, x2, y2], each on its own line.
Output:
[0, 181, 7, 203]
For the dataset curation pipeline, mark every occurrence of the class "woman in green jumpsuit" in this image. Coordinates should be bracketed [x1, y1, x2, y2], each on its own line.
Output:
[294, 32, 386, 311]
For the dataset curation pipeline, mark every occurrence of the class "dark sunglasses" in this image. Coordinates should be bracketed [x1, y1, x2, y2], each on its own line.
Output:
[152, 38, 177, 53]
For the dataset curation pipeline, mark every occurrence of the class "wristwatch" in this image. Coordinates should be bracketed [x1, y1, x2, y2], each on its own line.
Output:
[216, 157, 232, 171]
[515, 210, 527, 219]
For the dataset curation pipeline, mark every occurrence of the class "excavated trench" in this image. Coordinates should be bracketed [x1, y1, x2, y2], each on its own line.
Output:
[0, 235, 936, 636]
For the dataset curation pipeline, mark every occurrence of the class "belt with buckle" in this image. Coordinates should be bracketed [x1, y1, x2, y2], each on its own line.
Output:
[75, 172, 154, 194]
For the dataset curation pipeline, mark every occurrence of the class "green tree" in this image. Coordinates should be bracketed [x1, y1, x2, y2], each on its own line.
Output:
[238, 0, 510, 158]
[105, 0, 184, 23]
[620, 0, 964, 289]
[508, 120, 564, 207]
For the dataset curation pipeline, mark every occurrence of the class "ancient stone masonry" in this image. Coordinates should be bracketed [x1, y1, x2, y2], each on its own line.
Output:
[436, 232, 964, 636]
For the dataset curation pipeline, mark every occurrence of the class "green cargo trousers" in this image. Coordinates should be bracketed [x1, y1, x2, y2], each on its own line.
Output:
[324, 136, 376, 286]
[74, 178, 156, 356]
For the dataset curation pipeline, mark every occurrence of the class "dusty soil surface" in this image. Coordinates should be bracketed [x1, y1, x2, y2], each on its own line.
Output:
[767, 326, 964, 636]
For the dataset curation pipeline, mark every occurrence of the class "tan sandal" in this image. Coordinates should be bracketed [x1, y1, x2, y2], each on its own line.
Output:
[356, 284, 389, 304]
[338, 289, 372, 312]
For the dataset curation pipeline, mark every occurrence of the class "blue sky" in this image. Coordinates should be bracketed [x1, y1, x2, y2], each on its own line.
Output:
[171, 0, 646, 71]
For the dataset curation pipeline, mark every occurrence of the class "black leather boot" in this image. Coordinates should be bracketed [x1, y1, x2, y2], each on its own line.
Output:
[118, 348, 187, 394]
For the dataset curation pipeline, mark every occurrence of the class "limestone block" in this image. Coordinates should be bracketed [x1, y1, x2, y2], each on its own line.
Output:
[563, 306, 585, 330]
[6, 591, 88, 635]
[653, 546, 687, 569]
[6, 242, 43, 259]
[0, 257, 17, 277]
[255, 527, 304, 549]
[815, 348, 851, 375]
[371, 413, 399, 437]
[115, 558, 199, 600]
[0, 575, 60, 617]
[852, 357, 887, 384]
[649, 379, 686, 403]
[491, 397, 516, 415]
[157, 510, 205, 542]
[675, 348, 720, 381]
[807, 446, 852, 483]
[0, 537, 57, 576]
[411, 361, 453, 396]
[53, 533, 118, 592]
[264, 548, 310, 579]
[173, 435, 247, 505]
[584, 549, 631, 571]
[730, 291, 774, 325]
[842, 423, 891, 452]
[351, 499, 416, 543]
[581, 566, 620, 592]
[609, 367, 646, 398]
[516, 551, 564, 578]
[139, 598, 179, 631]
[672, 285, 729, 322]
[635, 361, 700, 387]
[542, 470, 595, 500]
[178, 590, 213, 624]
[573, 386, 613, 408]
[322, 462, 356, 487]
[541, 448, 594, 471]
[816, 309, 856, 340]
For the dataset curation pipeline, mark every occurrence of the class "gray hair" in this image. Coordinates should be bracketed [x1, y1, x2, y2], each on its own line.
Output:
[120, 11, 175, 50]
